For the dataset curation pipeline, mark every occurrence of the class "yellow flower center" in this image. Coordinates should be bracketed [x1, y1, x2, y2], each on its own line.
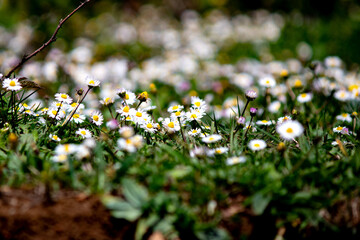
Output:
[10, 80, 16, 87]
[23, 103, 28, 107]
[93, 115, 99, 121]
[284, 117, 288, 120]
[294, 79, 302, 88]
[53, 135, 58, 140]
[81, 130, 86, 135]
[254, 143, 260, 147]
[61, 94, 68, 99]
[215, 149, 222, 154]
[342, 113, 348, 117]
[89, 80, 95, 85]
[336, 127, 343, 131]
[175, 111, 181, 116]
[146, 123, 153, 129]
[266, 80, 270, 84]
[172, 106, 178, 110]
[286, 128, 293, 133]
[261, 120, 268, 123]
[195, 102, 201, 107]
[73, 114, 79, 119]
[301, 93, 307, 98]
[125, 93, 129, 100]
[136, 112, 142, 117]
[126, 139, 132, 144]
[192, 130, 197, 133]
[209, 137, 214, 141]
[105, 97, 111, 104]
[71, 103, 77, 107]
[349, 84, 359, 91]
[190, 114, 197, 119]
[168, 122, 175, 128]
[52, 110, 57, 115]
[340, 92, 345, 98]
[123, 106, 130, 113]
[65, 144, 70, 152]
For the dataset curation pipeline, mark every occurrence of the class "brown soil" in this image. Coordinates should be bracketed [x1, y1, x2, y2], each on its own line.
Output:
[0, 187, 133, 240]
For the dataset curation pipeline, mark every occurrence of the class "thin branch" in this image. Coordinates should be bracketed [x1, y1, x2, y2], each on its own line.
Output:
[4, 0, 92, 78]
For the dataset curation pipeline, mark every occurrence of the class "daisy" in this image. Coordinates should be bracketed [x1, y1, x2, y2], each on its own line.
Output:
[52, 154, 68, 163]
[21, 103, 31, 109]
[2, 78, 22, 91]
[49, 134, 61, 142]
[201, 134, 222, 143]
[226, 156, 246, 166]
[297, 93, 313, 103]
[333, 126, 345, 133]
[100, 97, 114, 106]
[188, 128, 201, 137]
[24, 109, 35, 116]
[325, 56, 341, 68]
[259, 76, 276, 88]
[51, 101, 67, 110]
[212, 147, 229, 155]
[55, 143, 76, 155]
[90, 111, 104, 126]
[268, 101, 281, 113]
[186, 108, 205, 122]
[47, 108, 65, 120]
[248, 139, 267, 151]
[117, 138, 137, 153]
[119, 126, 134, 138]
[162, 118, 180, 133]
[334, 90, 351, 102]
[55, 93, 73, 104]
[130, 109, 148, 124]
[171, 110, 185, 120]
[122, 90, 136, 105]
[276, 120, 304, 140]
[277, 116, 292, 124]
[85, 76, 100, 87]
[76, 128, 92, 139]
[67, 103, 85, 112]
[116, 105, 132, 117]
[71, 113, 85, 124]
[336, 113, 352, 122]
[141, 121, 157, 133]
[256, 120, 273, 126]
[191, 96, 207, 110]
[167, 104, 184, 113]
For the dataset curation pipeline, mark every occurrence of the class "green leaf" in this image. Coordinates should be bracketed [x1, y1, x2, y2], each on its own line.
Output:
[102, 195, 142, 221]
[252, 192, 272, 215]
[122, 178, 149, 208]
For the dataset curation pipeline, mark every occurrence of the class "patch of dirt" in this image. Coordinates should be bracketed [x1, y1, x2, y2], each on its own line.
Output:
[0, 187, 133, 240]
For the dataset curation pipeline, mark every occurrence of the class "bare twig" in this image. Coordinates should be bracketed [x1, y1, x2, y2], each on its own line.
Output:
[4, 0, 92, 78]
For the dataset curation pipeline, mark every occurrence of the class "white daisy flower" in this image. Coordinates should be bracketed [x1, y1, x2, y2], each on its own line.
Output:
[2, 78, 22, 91]
[100, 97, 114, 106]
[325, 56, 341, 68]
[167, 104, 184, 113]
[119, 126, 134, 139]
[116, 105, 132, 116]
[55, 143, 76, 155]
[334, 90, 351, 102]
[297, 93, 313, 103]
[277, 116, 292, 124]
[130, 109, 148, 124]
[162, 118, 180, 133]
[186, 108, 205, 122]
[49, 134, 61, 142]
[47, 108, 65, 120]
[76, 128, 92, 139]
[90, 111, 104, 126]
[117, 88, 137, 105]
[71, 113, 86, 124]
[259, 76, 276, 88]
[23, 109, 35, 116]
[256, 120, 273, 126]
[268, 101, 281, 113]
[276, 120, 304, 140]
[226, 156, 246, 166]
[336, 113, 352, 122]
[51, 101, 67, 110]
[248, 139, 267, 151]
[212, 147, 229, 155]
[171, 110, 185, 120]
[55, 93, 73, 104]
[333, 126, 345, 133]
[52, 154, 68, 163]
[117, 138, 137, 153]
[141, 121, 157, 133]
[85, 76, 100, 87]
[201, 134, 222, 143]
[188, 128, 201, 137]
[67, 103, 85, 112]
[191, 96, 207, 110]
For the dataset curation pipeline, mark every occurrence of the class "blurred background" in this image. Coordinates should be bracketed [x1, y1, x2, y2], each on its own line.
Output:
[1, 0, 360, 69]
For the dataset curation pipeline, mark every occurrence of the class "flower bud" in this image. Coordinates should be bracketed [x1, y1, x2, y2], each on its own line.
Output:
[250, 107, 257, 117]
[137, 91, 149, 102]
[245, 90, 257, 101]
[236, 116, 246, 126]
